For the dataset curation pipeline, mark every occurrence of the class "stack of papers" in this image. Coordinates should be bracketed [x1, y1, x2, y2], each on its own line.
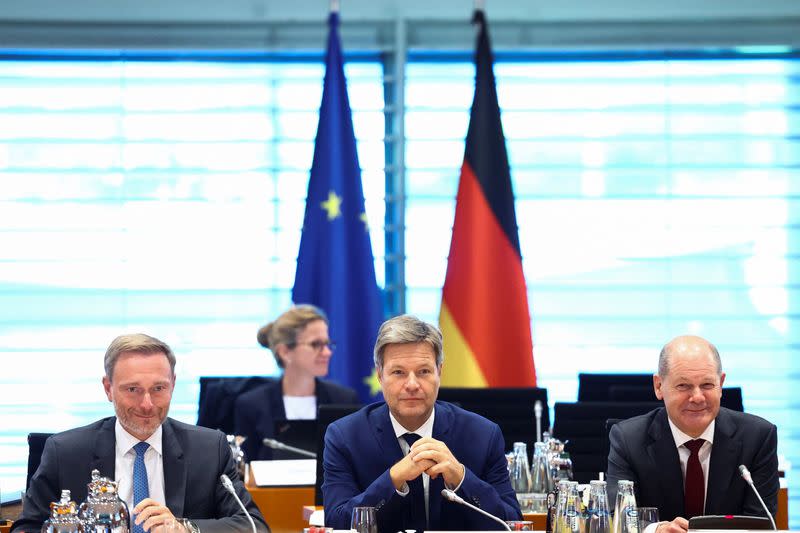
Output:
[250, 459, 316, 487]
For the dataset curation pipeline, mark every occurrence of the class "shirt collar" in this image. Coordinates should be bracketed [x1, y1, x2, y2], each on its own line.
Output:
[389, 406, 436, 439]
[115, 418, 164, 457]
[666, 416, 715, 448]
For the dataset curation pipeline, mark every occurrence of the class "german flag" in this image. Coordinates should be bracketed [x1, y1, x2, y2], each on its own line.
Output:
[439, 9, 536, 387]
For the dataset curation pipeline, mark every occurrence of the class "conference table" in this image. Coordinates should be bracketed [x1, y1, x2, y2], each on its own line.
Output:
[244, 477, 789, 533]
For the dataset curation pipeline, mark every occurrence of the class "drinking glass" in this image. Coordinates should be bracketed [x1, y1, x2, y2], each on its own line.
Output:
[637, 507, 659, 531]
[351, 506, 377, 533]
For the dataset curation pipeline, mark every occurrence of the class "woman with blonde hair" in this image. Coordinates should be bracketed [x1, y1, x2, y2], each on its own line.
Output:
[234, 304, 359, 460]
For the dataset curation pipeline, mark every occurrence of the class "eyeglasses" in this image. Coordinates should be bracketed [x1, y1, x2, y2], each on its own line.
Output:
[294, 340, 336, 352]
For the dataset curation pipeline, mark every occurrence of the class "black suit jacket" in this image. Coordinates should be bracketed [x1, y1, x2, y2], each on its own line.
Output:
[234, 377, 359, 461]
[12, 417, 269, 533]
[607, 407, 778, 521]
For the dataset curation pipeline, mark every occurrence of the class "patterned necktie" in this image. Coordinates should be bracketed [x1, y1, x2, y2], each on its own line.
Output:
[402, 433, 427, 531]
[132, 441, 150, 533]
[684, 439, 705, 518]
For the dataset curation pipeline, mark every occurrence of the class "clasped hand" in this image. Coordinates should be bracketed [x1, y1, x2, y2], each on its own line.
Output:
[390, 437, 465, 490]
[132, 498, 187, 532]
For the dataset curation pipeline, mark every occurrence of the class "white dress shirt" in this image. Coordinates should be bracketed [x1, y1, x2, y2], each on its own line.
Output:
[283, 395, 317, 420]
[114, 420, 166, 514]
[645, 419, 715, 533]
[390, 409, 436, 522]
[666, 417, 715, 512]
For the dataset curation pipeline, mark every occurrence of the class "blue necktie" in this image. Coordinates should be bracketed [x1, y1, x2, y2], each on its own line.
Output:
[402, 433, 427, 531]
[132, 441, 150, 533]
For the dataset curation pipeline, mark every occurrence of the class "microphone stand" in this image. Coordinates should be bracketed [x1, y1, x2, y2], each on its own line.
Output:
[738, 465, 777, 530]
[441, 489, 511, 531]
[534, 400, 543, 442]
[262, 438, 317, 459]
[220, 474, 258, 533]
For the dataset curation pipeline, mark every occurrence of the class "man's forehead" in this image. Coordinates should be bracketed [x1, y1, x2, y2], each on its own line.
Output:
[383, 344, 436, 364]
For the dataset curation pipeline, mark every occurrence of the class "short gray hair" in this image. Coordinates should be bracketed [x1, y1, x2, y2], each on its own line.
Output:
[104, 333, 176, 380]
[373, 315, 444, 370]
[658, 336, 722, 377]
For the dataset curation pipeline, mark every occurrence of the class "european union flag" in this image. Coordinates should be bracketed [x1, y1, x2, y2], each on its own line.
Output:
[292, 11, 383, 403]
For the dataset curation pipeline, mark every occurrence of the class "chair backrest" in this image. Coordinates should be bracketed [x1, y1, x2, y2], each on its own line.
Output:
[578, 373, 653, 401]
[27, 432, 53, 491]
[606, 384, 744, 411]
[552, 401, 661, 483]
[601, 418, 623, 476]
[196, 376, 276, 434]
[720, 386, 744, 412]
[437, 387, 550, 455]
[314, 403, 362, 506]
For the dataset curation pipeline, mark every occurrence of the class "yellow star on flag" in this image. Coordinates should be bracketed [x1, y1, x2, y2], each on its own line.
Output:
[360, 212, 369, 232]
[364, 368, 382, 397]
[321, 190, 342, 221]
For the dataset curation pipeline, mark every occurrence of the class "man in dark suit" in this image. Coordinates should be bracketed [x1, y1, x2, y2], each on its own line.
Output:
[235, 377, 359, 461]
[322, 315, 521, 531]
[607, 335, 778, 533]
[13, 333, 269, 533]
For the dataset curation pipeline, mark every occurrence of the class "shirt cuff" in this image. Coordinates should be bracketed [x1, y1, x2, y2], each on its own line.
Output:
[644, 521, 660, 533]
[446, 465, 466, 492]
[396, 482, 410, 496]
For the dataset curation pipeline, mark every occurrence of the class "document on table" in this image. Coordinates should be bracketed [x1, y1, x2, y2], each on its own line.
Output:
[250, 459, 316, 486]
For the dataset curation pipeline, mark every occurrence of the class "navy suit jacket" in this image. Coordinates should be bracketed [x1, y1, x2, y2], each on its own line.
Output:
[322, 401, 521, 531]
[234, 377, 359, 461]
[607, 407, 778, 521]
[12, 417, 269, 533]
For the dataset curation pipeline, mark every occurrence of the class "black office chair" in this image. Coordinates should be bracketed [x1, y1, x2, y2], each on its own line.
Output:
[314, 403, 362, 506]
[437, 387, 549, 456]
[196, 376, 276, 434]
[606, 385, 744, 411]
[601, 418, 623, 475]
[27, 432, 53, 491]
[577, 373, 653, 401]
[552, 401, 661, 483]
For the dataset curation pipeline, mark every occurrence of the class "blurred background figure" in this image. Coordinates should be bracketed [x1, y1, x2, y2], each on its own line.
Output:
[235, 305, 360, 461]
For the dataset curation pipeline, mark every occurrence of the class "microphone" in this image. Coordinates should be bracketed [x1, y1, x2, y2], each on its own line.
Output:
[441, 489, 511, 531]
[534, 400, 543, 442]
[738, 465, 777, 530]
[262, 437, 317, 458]
[220, 474, 258, 533]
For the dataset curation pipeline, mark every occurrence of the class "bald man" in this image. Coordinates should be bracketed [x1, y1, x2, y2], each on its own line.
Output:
[607, 335, 778, 533]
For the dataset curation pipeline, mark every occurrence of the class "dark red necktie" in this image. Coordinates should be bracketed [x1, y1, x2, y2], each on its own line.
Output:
[684, 439, 705, 518]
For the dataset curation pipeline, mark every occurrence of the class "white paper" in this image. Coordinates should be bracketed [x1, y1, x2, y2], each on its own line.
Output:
[250, 459, 316, 486]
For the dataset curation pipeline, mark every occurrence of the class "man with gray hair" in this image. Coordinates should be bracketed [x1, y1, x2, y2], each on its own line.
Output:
[607, 335, 778, 533]
[14, 333, 269, 533]
[322, 315, 521, 531]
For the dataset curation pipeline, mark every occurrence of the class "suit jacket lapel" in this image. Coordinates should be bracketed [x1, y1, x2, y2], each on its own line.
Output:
[315, 378, 332, 403]
[647, 410, 684, 517]
[370, 404, 404, 462]
[91, 417, 117, 481]
[429, 402, 450, 528]
[162, 419, 187, 517]
[706, 409, 740, 514]
[270, 378, 287, 419]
